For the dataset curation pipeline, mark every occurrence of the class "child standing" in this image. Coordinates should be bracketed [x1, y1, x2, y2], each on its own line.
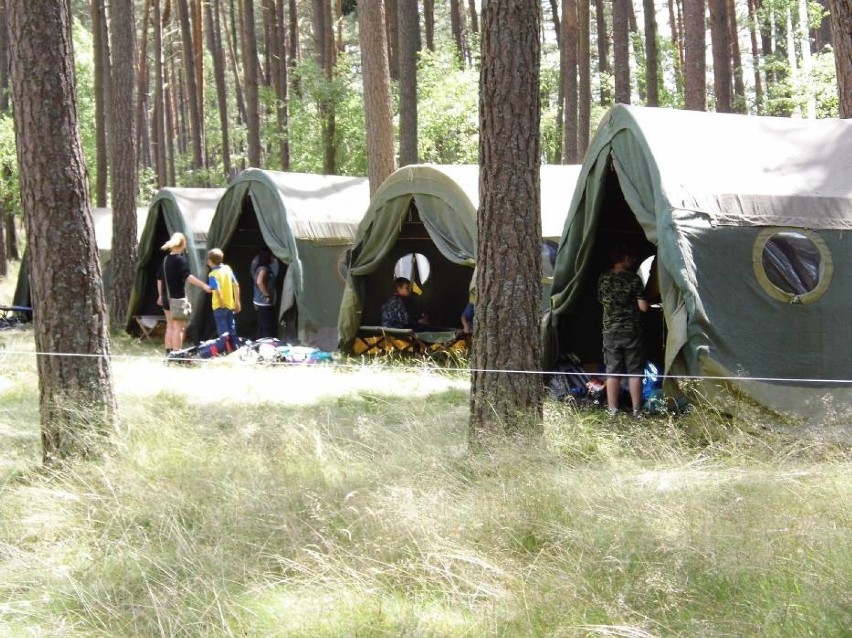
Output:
[598, 245, 649, 418]
[206, 248, 241, 338]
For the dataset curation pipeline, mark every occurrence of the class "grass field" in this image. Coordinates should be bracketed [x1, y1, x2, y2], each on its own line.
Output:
[0, 269, 850, 636]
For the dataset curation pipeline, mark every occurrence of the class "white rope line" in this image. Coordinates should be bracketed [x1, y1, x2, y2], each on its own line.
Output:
[1, 348, 851, 386]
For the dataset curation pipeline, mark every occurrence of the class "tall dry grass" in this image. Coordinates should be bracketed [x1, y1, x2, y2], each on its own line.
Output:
[0, 325, 849, 637]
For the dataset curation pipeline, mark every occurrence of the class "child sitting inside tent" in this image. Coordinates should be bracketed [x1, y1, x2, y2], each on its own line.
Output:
[380, 277, 429, 331]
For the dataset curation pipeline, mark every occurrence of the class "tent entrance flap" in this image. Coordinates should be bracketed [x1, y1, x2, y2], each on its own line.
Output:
[360, 203, 473, 329]
[136, 210, 171, 319]
[195, 197, 292, 341]
[556, 167, 665, 371]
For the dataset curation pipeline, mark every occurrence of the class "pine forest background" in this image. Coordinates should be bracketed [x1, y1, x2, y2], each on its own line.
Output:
[0, 0, 843, 250]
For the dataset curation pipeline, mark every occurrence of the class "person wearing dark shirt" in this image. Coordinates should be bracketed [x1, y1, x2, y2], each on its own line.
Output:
[157, 232, 209, 354]
[380, 277, 428, 330]
[251, 248, 278, 339]
[598, 245, 649, 418]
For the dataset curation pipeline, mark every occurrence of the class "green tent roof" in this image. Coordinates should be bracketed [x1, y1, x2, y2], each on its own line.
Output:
[186, 169, 371, 349]
[125, 188, 225, 331]
[545, 105, 852, 430]
[338, 163, 581, 351]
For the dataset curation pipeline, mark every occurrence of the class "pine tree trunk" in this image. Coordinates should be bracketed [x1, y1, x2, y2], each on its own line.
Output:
[595, 0, 611, 104]
[0, 207, 6, 278]
[612, 0, 630, 104]
[358, 0, 395, 195]
[644, 0, 659, 105]
[136, 0, 152, 169]
[7, 0, 116, 462]
[450, 0, 465, 66]
[627, 0, 646, 102]
[206, 0, 233, 177]
[398, 0, 420, 166]
[684, 0, 706, 110]
[242, 0, 262, 166]
[709, 0, 733, 112]
[153, 0, 168, 186]
[385, 0, 399, 79]
[562, 0, 578, 162]
[272, 0, 290, 169]
[828, 0, 852, 117]
[91, 0, 109, 207]
[176, 0, 205, 168]
[578, 0, 590, 153]
[5, 196, 19, 260]
[423, 0, 435, 50]
[746, 0, 764, 113]
[467, 0, 479, 34]
[550, 0, 561, 49]
[313, 0, 336, 173]
[727, 0, 746, 112]
[472, 0, 543, 441]
[288, 0, 300, 96]
[0, 5, 8, 113]
[668, 0, 685, 98]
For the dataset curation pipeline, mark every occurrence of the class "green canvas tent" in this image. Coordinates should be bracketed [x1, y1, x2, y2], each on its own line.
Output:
[543, 105, 852, 430]
[13, 206, 148, 311]
[185, 169, 371, 350]
[125, 188, 224, 333]
[338, 164, 581, 352]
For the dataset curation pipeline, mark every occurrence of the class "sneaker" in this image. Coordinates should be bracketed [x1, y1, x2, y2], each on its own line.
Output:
[606, 406, 618, 417]
[632, 409, 643, 419]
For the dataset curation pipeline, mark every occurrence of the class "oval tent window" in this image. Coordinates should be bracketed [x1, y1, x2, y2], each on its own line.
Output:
[394, 253, 431, 285]
[754, 229, 832, 304]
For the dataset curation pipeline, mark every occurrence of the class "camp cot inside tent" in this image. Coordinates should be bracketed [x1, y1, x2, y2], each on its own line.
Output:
[544, 104, 852, 432]
[338, 163, 581, 353]
[125, 188, 225, 333]
[185, 169, 371, 351]
[13, 206, 149, 311]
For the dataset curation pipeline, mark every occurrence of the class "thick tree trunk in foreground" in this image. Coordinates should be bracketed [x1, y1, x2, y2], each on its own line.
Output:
[358, 0, 395, 195]
[109, 0, 138, 329]
[7, 0, 116, 462]
[828, 0, 852, 117]
[472, 0, 543, 441]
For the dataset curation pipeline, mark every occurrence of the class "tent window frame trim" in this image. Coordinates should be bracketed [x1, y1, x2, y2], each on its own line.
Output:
[752, 227, 833, 305]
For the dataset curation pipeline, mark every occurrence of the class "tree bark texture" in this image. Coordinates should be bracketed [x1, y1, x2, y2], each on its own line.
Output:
[271, 0, 290, 169]
[176, 0, 205, 168]
[561, 0, 578, 162]
[644, 0, 659, 105]
[578, 0, 590, 153]
[0, 5, 9, 112]
[727, 0, 746, 112]
[397, 0, 420, 166]
[385, 0, 399, 79]
[595, 0, 611, 104]
[828, 0, 852, 117]
[472, 0, 543, 440]
[206, 0, 233, 177]
[550, 0, 561, 49]
[313, 0, 336, 173]
[152, 0, 168, 185]
[109, 0, 138, 329]
[242, 0, 262, 166]
[684, 0, 707, 110]
[668, 0, 685, 96]
[450, 0, 465, 66]
[358, 0, 395, 195]
[612, 0, 630, 104]
[467, 0, 479, 33]
[91, 0, 109, 207]
[708, 0, 733, 112]
[423, 0, 435, 50]
[7, 0, 116, 461]
[746, 0, 764, 113]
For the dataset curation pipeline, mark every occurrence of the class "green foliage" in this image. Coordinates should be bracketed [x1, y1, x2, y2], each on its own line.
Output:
[417, 49, 479, 165]
[811, 51, 840, 118]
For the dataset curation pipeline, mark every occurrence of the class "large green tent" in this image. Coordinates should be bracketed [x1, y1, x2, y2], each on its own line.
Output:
[338, 164, 581, 352]
[543, 105, 852, 430]
[13, 206, 148, 310]
[185, 169, 371, 350]
[125, 188, 224, 333]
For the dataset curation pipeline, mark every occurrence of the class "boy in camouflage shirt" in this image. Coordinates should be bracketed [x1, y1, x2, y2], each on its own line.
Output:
[598, 246, 649, 417]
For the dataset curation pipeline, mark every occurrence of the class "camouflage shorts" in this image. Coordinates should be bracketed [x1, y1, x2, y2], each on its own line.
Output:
[602, 331, 644, 375]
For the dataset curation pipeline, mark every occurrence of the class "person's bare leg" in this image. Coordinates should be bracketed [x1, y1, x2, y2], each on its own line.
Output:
[174, 320, 187, 350]
[629, 376, 643, 414]
[163, 311, 173, 350]
[606, 376, 620, 413]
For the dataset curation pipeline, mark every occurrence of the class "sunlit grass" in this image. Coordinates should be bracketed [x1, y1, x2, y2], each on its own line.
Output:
[0, 325, 849, 637]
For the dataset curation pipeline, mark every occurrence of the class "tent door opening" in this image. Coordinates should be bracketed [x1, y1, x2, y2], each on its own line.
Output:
[557, 164, 665, 374]
[360, 203, 473, 330]
[137, 208, 172, 318]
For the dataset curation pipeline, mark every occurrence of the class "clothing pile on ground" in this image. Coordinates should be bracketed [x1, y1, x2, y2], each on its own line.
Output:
[547, 354, 687, 415]
[166, 335, 333, 365]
